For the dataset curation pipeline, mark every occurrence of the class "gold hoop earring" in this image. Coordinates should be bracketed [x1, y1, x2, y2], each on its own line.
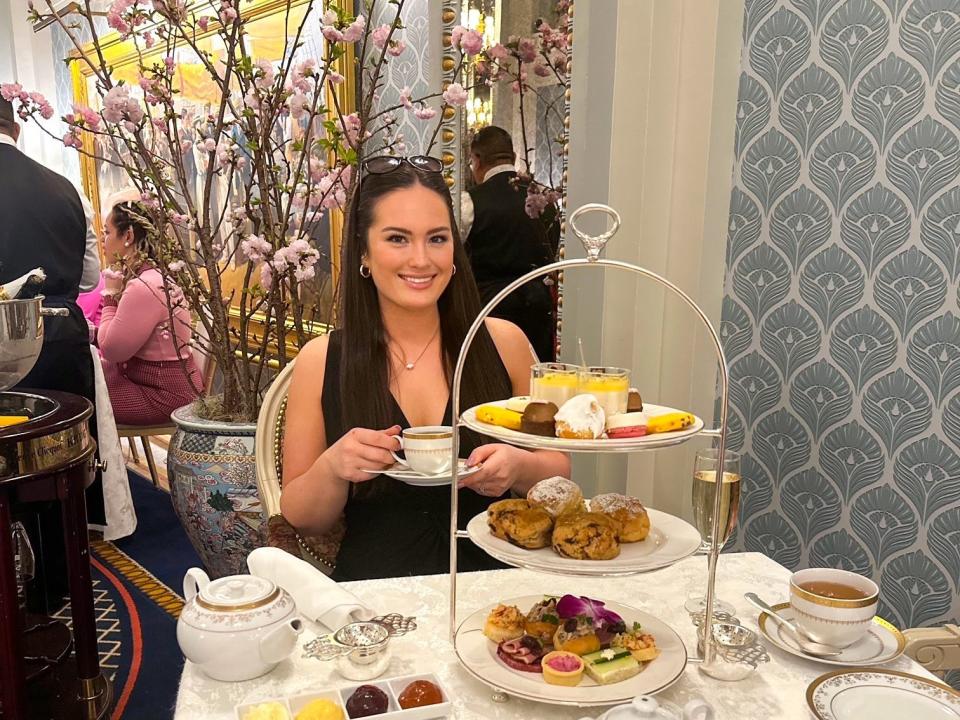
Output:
[452, 264, 457, 276]
[359, 263, 371, 278]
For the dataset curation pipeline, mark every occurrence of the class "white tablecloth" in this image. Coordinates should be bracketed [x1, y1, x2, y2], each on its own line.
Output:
[174, 552, 934, 719]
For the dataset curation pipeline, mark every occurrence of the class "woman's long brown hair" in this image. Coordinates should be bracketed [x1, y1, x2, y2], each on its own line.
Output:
[338, 162, 512, 487]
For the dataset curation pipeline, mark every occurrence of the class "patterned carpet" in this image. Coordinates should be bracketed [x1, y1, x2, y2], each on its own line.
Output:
[57, 470, 202, 720]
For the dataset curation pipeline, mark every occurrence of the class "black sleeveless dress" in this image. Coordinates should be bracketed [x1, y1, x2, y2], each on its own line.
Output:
[322, 331, 510, 581]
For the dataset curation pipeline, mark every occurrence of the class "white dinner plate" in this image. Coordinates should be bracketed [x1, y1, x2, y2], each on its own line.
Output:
[807, 669, 960, 719]
[361, 460, 480, 487]
[757, 603, 905, 667]
[466, 507, 702, 576]
[454, 594, 688, 707]
[460, 401, 704, 452]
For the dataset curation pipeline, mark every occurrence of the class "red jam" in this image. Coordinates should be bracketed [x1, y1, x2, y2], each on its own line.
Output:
[546, 654, 582, 672]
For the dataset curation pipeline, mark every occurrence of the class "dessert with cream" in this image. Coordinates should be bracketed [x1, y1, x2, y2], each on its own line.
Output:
[555, 394, 605, 439]
[530, 363, 579, 407]
[578, 367, 629, 418]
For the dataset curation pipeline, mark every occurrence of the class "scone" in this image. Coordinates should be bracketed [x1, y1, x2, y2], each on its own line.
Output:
[591, 493, 651, 542]
[487, 498, 554, 549]
[552, 511, 620, 560]
[527, 477, 585, 519]
[483, 604, 525, 643]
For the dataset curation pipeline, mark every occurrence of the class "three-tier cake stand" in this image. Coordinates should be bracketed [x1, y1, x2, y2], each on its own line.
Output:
[445, 203, 734, 694]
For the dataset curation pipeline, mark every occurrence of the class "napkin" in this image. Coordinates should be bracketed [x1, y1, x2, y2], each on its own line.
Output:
[247, 547, 376, 631]
[0, 268, 46, 300]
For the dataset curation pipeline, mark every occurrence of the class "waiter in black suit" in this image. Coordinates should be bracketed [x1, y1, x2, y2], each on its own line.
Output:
[462, 126, 560, 362]
[0, 95, 103, 612]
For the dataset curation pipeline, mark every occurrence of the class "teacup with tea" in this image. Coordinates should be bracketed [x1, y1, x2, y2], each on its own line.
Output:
[789, 568, 878, 648]
[392, 426, 453, 476]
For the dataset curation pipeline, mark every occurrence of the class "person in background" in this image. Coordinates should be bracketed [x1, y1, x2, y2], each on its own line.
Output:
[0, 93, 103, 611]
[98, 197, 203, 425]
[461, 126, 560, 362]
[77, 272, 105, 331]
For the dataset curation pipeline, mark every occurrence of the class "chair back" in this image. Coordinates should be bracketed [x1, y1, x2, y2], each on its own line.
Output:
[254, 359, 343, 573]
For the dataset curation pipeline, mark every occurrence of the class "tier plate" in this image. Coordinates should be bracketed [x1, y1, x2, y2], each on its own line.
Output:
[454, 594, 687, 707]
[467, 508, 702, 577]
[460, 401, 703, 452]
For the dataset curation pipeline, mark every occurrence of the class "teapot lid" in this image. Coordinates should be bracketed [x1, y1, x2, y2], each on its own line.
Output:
[196, 575, 278, 612]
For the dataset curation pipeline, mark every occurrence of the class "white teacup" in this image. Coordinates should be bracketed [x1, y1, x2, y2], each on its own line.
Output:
[789, 568, 879, 648]
[392, 426, 453, 476]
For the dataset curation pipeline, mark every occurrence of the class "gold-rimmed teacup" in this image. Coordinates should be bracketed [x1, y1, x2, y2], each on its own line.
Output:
[391, 425, 453, 475]
[789, 568, 878, 648]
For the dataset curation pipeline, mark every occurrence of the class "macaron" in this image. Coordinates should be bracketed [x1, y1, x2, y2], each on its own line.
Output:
[605, 411, 648, 439]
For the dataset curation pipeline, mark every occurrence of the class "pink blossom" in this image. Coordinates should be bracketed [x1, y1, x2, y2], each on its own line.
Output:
[371, 24, 391, 49]
[399, 86, 413, 109]
[0, 83, 23, 102]
[442, 82, 468, 107]
[533, 60, 552, 77]
[241, 234, 272, 262]
[291, 58, 317, 93]
[288, 92, 308, 119]
[309, 157, 327, 182]
[102, 267, 124, 281]
[102, 85, 131, 123]
[123, 120, 137, 133]
[107, 12, 130, 35]
[413, 105, 437, 120]
[168, 259, 186, 271]
[342, 15, 366, 43]
[152, 118, 167, 132]
[169, 214, 189, 228]
[203, 138, 217, 152]
[26, 92, 53, 119]
[197, 16, 209, 31]
[142, 31, 155, 48]
[517, 38, 537, 63]
[338, 112, 361, 145]
[63, 131, 83, 149]
[452, 26, 483, 56]
[77, 105, 101, 129]
[487, 43, 509, 61]
[387, 40, 405, 57]
[525, 191, 549, 218]
[259, 263, 273, 289]
[254, 60, 275, 90]
[328, 71, 344, 85]
[294, 265, 315, 282]
[322, 25, 343, 43]
[164, 55, 175, 75]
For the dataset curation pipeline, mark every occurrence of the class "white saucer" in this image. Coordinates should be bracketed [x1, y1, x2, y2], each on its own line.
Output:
[361, 459, 480, 486]
[807, 668, 960, 719]
[757, 603, 905, 667]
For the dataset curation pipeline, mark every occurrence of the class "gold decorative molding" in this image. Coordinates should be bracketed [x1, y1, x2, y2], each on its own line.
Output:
[439, 0, 462, 210]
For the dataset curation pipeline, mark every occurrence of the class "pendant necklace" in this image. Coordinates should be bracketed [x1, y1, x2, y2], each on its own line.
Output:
[389, 325, 440, 371]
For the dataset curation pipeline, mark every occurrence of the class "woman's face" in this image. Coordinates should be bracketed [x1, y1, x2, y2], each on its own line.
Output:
[364, 183, 455, 312]
[102, 211, 132, 263]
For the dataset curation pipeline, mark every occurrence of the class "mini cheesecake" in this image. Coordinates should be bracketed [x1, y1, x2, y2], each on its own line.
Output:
[582, 647, 641, 685]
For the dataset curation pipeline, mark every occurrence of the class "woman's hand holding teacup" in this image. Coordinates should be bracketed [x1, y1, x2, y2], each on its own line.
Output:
[325, 425, 402, 483]
[461, 443, 527, 497]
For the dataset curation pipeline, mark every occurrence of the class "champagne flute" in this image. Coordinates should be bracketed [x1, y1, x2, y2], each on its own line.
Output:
[683, 449, 741, 616]
[12, 521, 35, 610]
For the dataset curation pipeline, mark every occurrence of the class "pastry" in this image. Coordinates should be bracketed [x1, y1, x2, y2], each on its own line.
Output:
[552, 511, 620, 560]
[612, 623, 660, 662]
[541, 651, 585, 686]
[497, 635, 546, 672]
[476, 404, 523, 431]
[627, 388, 643, 412]
[520, 401, 558, 437]
[552, 616, 601, 656]
[524, 597, 560, 643]
[591, 493, 650, 542]
[647, 411, 695, 434]
[554, 394, 605, 439]
[487, 499, 553, 549]
[483, 603, 526, 643]
[506, 396, 532, 413]
[344, 685, 388, 717]
[605, 411, 648, 439]
[295, 699, 344, 720]
[527, 477, 585, 518]
[582, 647, 641, 684]
[397, 680, 443, 708]
[243, 703, 291, 720]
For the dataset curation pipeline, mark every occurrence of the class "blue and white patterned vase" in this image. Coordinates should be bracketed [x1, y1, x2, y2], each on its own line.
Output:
[167, 405, 265, 578]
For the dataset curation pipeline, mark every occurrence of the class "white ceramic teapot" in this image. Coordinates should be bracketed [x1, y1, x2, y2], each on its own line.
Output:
[176, 568, 303, 682]
[584, 696, 715, 720]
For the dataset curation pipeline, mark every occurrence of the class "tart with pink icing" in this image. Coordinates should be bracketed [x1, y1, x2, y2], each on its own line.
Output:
[541, 651, 585, 686]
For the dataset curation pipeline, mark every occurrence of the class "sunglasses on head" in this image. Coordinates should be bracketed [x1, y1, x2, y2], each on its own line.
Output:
[362, 155, 443, 175]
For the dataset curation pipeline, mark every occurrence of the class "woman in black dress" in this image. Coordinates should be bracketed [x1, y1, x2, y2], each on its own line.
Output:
[280, 157, 569, 581]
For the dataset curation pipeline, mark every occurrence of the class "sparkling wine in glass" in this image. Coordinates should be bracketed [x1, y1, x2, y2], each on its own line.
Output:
[12, 521, 35, 610]
[684, 449, 741, 616]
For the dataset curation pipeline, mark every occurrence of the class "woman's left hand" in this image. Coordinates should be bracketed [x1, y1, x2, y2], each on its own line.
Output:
[460, 443, 530, 497]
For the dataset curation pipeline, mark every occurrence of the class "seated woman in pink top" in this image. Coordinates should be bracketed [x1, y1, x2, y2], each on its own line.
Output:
[98, 200, 203, 425]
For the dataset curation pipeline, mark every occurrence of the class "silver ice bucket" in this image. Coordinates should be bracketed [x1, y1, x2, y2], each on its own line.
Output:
[0, 297, 68, 391]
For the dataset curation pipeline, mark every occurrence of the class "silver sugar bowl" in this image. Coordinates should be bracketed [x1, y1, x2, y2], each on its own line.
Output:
[303, 614, 417, 681]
